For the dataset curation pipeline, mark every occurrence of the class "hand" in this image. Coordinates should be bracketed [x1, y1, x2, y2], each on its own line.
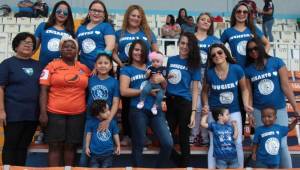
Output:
[150, 89, 160, 96]
[39, 112, 48, 127]
[290, 116, 297, 123]
[294, 108, 300, 117]
[248, 113, 255, 128]
[201, 105, 209, 115]
[244, 105, 254, 113]
[0, 110, 7, 126]
[115, 145, 121, 155]
[188, 114, 195, 128]
[150, 74, 165, 84]
[231, 120, 237, 126]
[167, 73, 175, 79]
[146, 69, 151, 75]
[251, 153, 256, 161]
[98, 119, 111, 132]
[85, 147, 91, 157]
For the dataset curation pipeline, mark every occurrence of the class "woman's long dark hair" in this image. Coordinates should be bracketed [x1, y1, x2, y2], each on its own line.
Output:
[128, 40, 149, 65]
[207, 43, 236, 68]
[245, 37, 270, 70]
[196, 12, 214, 35]
[177, 8, 187, 20]
[230, 2, 256, 38]
[178, 32, 201, 70]
[167, 14, 175, 26]
[45, 1, 74, 37]
[81, 0, 109, 25]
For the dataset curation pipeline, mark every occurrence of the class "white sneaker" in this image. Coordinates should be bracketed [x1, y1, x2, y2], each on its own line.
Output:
[137, 101, 144, 109]
[151, 105, 158, 115]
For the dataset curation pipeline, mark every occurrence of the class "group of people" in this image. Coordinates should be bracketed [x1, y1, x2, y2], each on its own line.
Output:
[0, 0, 298, 169]
[14, 0, 49, 18]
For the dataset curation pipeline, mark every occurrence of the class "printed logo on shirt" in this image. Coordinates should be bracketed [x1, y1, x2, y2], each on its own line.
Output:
[258, 79, 274, 95]
[40, 69, 49, 80]
[265, 137, 280, 155]
[236, 40, 248, 56]
[22, 68, 34, 76]
[200, 50, 208, 65]
[47, 38, 60, 52]
[82, 38, 96, 54]
[125, 42, 132, 57]
[219, 91, 234, 104]
[91, 85, 109, 100]
[168, 69, 181, 84]
[96, 129, 111, 141]
[64, 73, 80, 84]
[140, 81, 147, 90]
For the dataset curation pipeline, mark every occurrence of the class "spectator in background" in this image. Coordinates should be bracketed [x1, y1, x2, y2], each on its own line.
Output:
[176, 8, 188, 26]
[259, 0, 274, 42]
[33, 0, 48, 17]
[161, 14, 181, 54]
[239, 0, 257, 23]
[15, 0, 34, 17]
[181, 16, 196, 34]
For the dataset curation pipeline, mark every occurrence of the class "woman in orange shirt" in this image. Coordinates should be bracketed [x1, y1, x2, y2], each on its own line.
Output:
[39, 36, 90, 166]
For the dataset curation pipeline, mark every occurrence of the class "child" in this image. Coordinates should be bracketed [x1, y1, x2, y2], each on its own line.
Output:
[252, 106, 297, 168]
[85, 100, 120, 168]
[201, 107, 239, 169]
[137, 51, 166, 114]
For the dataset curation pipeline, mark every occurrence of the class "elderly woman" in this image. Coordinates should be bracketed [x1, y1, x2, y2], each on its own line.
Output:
[39, 37, 90, 166]
[0, 32, 40, 166]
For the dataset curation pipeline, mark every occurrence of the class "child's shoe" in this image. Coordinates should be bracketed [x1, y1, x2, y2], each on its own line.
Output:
[151, 105, 158, 115]
[137, 101, 144, 109]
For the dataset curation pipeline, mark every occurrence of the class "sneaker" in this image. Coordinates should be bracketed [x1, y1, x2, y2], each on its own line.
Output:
[137, 101, 144, 109]
[120, 136, 131, 146]
[189, 135, 195, 145]
[151, 105, 158, 115]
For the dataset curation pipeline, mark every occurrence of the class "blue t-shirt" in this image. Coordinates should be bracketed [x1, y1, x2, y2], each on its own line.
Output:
[87, 75, 119, 117]
[0, 57, 41, 122]
[208, 122, 237, 160]
[166, 55, 201, 101]
[253, 124, 288, 167]
[198, 35, 221, 69]
[221, 27, 263, 68]
[120, 65, 155, 110]
[206, 64, 244, 113]
[76, 22, 115, 70]
[86, 117, 119, 155]
[245, 57, 286, 110]
[115, 30, 157, 62]
[35, 22, 72, 68]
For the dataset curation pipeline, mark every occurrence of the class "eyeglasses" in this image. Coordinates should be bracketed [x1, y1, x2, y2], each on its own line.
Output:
[89, 9, 105, 14]
[247, 46, 258, 53]
[211, 50, 224, 58]
[20, 40, 34, 47]
[236, 10, 248, 14]
[56, 8, 68, 16]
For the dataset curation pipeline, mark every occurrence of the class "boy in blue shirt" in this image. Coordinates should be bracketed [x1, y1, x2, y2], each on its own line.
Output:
[201, 107, 239, 169]
[85, 100, 120, 168]
[252, 106, 298, 168]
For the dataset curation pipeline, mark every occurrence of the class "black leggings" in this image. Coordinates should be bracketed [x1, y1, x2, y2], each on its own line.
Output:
[166, 95, 192, 167]
[2, 121, 38, 165]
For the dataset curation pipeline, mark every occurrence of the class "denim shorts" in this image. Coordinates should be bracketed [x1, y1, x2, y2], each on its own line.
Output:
[216, 157, 239, 169]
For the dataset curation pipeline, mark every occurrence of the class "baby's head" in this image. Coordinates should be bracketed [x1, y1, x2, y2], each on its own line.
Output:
[261, 106, 277, 127]
[212, 107, 230, 123]
[149, 51, 164, 68]
[90, 99, 110, 120]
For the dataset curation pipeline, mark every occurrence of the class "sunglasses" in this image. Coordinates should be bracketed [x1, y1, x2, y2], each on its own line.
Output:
[56, 9, 68, 16]
[89, 9, 105, 14]
[236, 10, 248, 14]
[211, 50, 224, 58]
[247, 46, 258, 53]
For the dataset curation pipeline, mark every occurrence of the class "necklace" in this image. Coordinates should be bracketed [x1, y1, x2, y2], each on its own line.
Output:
[215, 64, 229, 80]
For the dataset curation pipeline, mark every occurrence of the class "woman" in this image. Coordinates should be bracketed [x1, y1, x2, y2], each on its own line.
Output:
[192, 12, 221, 146]
[221, 2, 270, 69]
[0, 32, 40, 166]
[166, 32, 201, 167]
[260, 0, 274, 42]
[201, 43, 253, 168]
[120, 40, 173, 167]
[176, 8, 188, 26]
[161, 14, 181, 54]
[35, 0, 74, 68]
[245, 38, 300, 168]
[39, 37, 90, 166]
[76, 0, 115, 70]
[113, 5, 158, 145]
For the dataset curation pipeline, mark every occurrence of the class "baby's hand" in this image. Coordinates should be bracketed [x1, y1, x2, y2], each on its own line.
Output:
[146, 69, 151, 75]
[231, 120, 237, 125]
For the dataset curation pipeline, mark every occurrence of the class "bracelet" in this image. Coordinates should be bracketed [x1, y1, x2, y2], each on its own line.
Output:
[192, 109, 197, 112]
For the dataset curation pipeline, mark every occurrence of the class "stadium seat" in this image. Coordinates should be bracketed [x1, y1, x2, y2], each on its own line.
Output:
[2, 17, 16, 24]
[275, 48, 290, 68]
[0, 17, 3, 24]
[272, 24, 282, 31]
[281, 31, 296, 42]
[0, 24, 3, 32]
[283, 24, 297, 32]
[166, 45, 178, 56]
[30, 18, 46, 25]
[0, 32, 9, 62]
[19, 24, 35, 33]
[16, 17, 31, 24]
[4, 24, 19, 33]
[272, 31, 281, 41]
[291, 49, 300, 71]
[275, 18, 286, 25]
[287, 19, 298, 25]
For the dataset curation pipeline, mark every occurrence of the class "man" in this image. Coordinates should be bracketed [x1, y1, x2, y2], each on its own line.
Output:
[14, 0, 34, 17]
[181, 16, 196, 33]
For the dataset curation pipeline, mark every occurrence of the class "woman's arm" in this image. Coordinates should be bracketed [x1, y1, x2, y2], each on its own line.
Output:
[112, 44, 124, 67]
[0, 86, 6, 126]
[279, 66, 300, 116]
[113, 134, 121, 155]
[261, 36, 270, 53]
[34, 38, 41, 55]
[39, 85, 49, 127]
[201, 78, 210, 114]
[246, 78, 255, 127]
[104, 35, 116, 52]
[120, 75, 141, 97]
[188, 80, 199, 128]
[99, 97, 120, 131]
[239, 77, 254, 113]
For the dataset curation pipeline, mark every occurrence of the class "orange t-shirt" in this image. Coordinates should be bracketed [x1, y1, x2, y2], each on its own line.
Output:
[40, 59, 90, 115]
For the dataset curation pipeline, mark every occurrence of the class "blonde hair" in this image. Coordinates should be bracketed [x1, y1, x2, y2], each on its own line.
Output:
[121, 5, 152, 44]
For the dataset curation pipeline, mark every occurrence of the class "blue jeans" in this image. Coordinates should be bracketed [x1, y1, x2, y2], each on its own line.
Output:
[89, 152, 113, 168]
[254, 159, 279, 169]
[263, 19, 274, 42]
[253, 107, 292, 168]
[140, 81, 164, 108]
[129, 107, 173, 167]
[79, 123, 89, 167]
[216, 157, 239, 169]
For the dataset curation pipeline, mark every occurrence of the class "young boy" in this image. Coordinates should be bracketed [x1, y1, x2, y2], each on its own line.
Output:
[85, 100, 120, 168]
[252, 106, 297, 168]
[201, 107, 239, 169]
